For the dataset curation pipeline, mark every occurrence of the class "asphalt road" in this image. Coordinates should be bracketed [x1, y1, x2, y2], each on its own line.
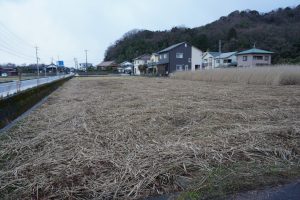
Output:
[0, 75, 71, 98]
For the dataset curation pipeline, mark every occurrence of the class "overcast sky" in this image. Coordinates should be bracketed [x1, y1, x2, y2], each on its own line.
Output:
[0, 0, 299, 67]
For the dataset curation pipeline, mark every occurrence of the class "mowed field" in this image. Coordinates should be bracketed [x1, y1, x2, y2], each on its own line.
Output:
[0, 76, 300, 199]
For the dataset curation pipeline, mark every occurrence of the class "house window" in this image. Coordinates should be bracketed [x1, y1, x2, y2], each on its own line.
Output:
[195, 65, 200, 70]
[188, 58, 191, 62]
[176, 65, 183, 71]
[216, 59, 220, 63]
[265, 55, 269, 61]
[160, 55, 163, 59]
[164, 54, 168, 59]
[185, 65, 189, 71]
[176, 53, 183, 58]
[243, 56, 247, 61]
[253, 56, 263, 60]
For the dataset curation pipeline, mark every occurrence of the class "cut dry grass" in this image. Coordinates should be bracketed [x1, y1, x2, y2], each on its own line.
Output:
[0, 77, 299, 199]
[172, 65, 300, 85]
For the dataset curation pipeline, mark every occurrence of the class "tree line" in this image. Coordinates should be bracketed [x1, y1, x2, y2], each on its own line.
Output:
[104, 5, 300, 64]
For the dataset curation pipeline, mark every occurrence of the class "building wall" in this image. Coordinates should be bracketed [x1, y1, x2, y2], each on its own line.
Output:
[169, 43, 191, 73]
[191, 47, 203, 71]
[203, 53, 217, 69]
[215, 55, 237, 68]
[133, 59, 146, 75]
[237, 54, 272, 67]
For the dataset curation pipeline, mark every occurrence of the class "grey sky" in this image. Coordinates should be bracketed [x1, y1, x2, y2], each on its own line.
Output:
[0, 0, 299, 67]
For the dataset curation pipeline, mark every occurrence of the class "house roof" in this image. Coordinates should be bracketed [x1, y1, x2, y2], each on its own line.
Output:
[205, 52, 221, 58]
[133, 54, 151, 61]
[217, 52, 237, 59]
[237, 48, 274, 55]
[158, 42, 186, 53]
[120, 61, 132, 65]
[97, 61, 118, 67]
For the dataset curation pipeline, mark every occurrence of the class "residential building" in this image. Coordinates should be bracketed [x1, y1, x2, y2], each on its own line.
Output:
[118, 61, 133, 73]
[215, 52, 237, 68]
[79, 63, 93, 71]
[156, 42, 203, 75]
[0, 64, 18, 76]
[202, 52, 221, 69]
[96, 61, 118, 71]
[191, 46, 203, 71]
[133, 54, 151, 75]
[237, 48, 274, 67]
[147, 53, 159, 75]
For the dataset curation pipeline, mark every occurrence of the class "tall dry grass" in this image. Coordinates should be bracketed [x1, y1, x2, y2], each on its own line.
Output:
[172, 65, 300, 85]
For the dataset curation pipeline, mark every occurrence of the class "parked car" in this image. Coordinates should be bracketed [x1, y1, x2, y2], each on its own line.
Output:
[1, 73, 8, 77]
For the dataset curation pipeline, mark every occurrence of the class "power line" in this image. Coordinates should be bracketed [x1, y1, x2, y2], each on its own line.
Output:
[0, 47, 33, 61]
[0, 22, 34, 48]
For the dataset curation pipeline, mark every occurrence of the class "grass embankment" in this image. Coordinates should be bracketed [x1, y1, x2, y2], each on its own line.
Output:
[0, 76, 72, 129]
[172, 65, 300, 85]
[0, 77, 299, 199]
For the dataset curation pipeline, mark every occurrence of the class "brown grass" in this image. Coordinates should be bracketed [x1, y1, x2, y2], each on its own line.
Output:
[172, 65, 300, 85]
[0, 77, 299, 199]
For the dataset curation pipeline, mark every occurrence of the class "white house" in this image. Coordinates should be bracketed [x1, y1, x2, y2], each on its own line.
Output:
[215, 52, 237, 68]
[237, 48, 274, 67]
[133, 54, 151, 75]
[202, 52, 221, 69]
[118, 61, 133, 73]
[191, 46, 203, 70]
[147, 53, 159, 74]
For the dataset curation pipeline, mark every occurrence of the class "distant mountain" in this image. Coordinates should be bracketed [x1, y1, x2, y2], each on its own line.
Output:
[104, 5, 300, 64]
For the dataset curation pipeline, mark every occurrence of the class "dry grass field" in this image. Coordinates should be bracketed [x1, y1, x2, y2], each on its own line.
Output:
[0, 76, 300, 199]
[172, 65, 300, 86]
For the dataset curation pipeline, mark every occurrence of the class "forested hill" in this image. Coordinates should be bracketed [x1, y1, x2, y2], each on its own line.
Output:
[104, 5, 300, 64]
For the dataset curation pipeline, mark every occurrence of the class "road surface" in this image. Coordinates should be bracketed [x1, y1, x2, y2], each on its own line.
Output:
[0, 74, 72, 98]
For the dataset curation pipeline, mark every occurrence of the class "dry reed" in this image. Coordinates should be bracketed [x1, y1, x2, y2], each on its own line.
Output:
[0, 77, 299, 199]
[172, 65, 300, 85]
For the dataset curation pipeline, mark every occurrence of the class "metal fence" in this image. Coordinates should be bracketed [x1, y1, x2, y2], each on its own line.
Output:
[0, 74, 73, 99]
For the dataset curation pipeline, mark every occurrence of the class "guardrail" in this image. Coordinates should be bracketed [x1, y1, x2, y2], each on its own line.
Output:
[0, 74, 73, 99]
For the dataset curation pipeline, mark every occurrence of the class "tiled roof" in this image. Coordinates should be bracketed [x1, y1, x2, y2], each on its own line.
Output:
[97, 61, 117, 67]
[206, 52, 221, 57]
[217, 52, 237, 59]
[158, 42, 186, 53]
[133, 54, 151, 61]
[237, 48, 274, 55]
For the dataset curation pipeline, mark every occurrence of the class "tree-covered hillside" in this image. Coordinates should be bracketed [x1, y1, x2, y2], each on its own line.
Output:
[104, 5, 300, 64]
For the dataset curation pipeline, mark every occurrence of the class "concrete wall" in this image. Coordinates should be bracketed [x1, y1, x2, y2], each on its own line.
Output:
[0, 77, 72, 129]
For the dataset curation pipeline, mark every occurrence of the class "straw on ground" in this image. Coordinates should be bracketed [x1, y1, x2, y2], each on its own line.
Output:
[0, 76, 299, 199]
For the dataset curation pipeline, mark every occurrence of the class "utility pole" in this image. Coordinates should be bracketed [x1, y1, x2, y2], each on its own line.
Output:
[74, 58, 79, 74]
[57, 55, 60, 76]
[219, 40, 222, 54]
[85, 50, 88, 73]
[35, 46, 39, 79]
